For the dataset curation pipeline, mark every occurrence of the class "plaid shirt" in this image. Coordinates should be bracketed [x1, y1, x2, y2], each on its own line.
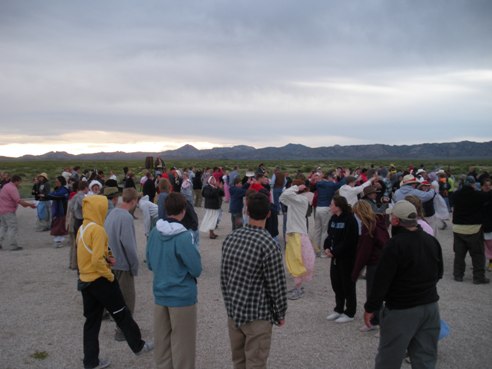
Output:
[221, 224, 287, 327]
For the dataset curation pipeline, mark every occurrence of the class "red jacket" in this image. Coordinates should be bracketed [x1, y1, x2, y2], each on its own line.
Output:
[352, 216, 390, 282]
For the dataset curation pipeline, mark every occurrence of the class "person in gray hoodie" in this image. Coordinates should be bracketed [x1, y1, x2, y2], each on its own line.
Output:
[393, 174, 436, 203]
[104, 188, 140, 342]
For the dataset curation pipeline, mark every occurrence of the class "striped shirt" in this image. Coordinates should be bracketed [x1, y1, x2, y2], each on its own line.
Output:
[221, 224, 287, 327]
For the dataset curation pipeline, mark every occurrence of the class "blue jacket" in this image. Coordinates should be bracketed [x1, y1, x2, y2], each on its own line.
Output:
[393, 186, 435, 203]
[146, 219, 202, 307]
[316, 179, 345, 207]
[229, 183, 250, 214]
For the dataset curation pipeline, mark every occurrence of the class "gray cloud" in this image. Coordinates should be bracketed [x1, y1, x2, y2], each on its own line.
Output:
[0, 0, 491, 154]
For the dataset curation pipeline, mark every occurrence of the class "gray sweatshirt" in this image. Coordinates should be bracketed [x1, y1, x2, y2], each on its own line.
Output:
[104, 207, 139, 276]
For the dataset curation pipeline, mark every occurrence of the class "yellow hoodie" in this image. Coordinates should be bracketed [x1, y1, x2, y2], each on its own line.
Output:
[77, 195, 114, 282]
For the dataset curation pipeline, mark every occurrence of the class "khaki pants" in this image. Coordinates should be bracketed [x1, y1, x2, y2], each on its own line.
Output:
[154, 304, 197, 369]
[193, 189, 203, 208]
[0, 212, 19, 249]
[113, 270, 135, 314]
[313, 206, 332, 253]
[228, 319, 273, 369]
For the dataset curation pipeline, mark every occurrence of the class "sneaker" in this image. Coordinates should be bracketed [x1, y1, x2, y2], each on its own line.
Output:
[9, 246, 23, 251]
[404, 352, 411, 364]
[359, 325, 378, 332]
[287, 288, 304, 300]
[114, 329, 125, 342]
[320, 253, 328, 259]
[473, 278, 490, 285]
[326, 312, 341, 321]
[454, 276, 463, 282]
[335, 314, 354, 323]
[136, 341, 154, 356]
[85, 358, 111, 369]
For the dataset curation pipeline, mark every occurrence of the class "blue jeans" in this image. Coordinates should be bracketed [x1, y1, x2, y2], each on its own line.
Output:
[273, 187, 283, 213]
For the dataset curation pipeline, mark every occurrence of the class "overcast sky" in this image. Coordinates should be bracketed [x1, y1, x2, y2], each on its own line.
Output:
[1, 0, 491, 157]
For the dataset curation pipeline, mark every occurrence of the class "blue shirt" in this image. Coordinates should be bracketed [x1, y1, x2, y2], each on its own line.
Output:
[316, 179, 345, 207]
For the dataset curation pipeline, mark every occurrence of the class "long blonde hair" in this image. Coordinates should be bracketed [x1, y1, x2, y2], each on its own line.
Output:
[353, 200, 377, 237]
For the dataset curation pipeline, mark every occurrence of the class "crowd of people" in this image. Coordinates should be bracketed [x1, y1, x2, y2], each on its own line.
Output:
[0, 160, 491, 369]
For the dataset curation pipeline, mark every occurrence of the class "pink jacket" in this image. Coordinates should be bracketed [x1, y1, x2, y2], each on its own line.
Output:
[0, 182, 21, 215]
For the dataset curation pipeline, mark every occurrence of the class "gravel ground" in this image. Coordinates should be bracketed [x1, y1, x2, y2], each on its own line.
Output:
[0, 203, 491, 369]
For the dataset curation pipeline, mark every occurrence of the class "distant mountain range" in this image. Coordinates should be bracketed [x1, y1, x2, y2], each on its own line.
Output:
[1, 141, 491, 161]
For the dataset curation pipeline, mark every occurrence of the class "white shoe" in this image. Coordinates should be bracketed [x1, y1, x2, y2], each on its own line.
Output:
[326, 312, 341, 321]
[359, 324, 378, 332]
[335, 314, 354, 323]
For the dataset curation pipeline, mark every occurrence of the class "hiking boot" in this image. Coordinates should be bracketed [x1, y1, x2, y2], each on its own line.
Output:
[473, 278, 490, 285]
[84, 358, 111, 369]
[136, 341, 154, 356]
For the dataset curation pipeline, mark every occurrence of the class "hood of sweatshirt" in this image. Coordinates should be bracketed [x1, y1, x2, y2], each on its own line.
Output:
[82, 195, 108, 226]
[397, 185, 415, 196]
[156, 219, 188, 238]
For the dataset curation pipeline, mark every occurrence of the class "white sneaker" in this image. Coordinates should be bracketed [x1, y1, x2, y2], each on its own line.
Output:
[136, 341, 154, 356]
[326, 312, 341, 321]
[359, 324, 378, 332]
[335, 314, 354, 323]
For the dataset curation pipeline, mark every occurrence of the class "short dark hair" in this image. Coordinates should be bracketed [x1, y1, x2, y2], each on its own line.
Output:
[11, 175, 22, 183]
[247, 192, 270, 220]
[332, 195, 352, 214]
[57, 176, 67, 186]
[165, 192, 187, 216]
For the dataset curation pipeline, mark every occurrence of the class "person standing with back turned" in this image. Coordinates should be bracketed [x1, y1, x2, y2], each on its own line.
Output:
[364, 200, 443, 369]
[146, 192, 202, 369]
[77, 195, 153, 369]
[221, 191, 287, 369]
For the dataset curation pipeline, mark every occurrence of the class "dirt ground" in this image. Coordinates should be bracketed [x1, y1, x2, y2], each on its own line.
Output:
[0, 203, 491, 369]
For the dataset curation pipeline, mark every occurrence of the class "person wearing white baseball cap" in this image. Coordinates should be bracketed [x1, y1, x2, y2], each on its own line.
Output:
[364, 200, 443, 369]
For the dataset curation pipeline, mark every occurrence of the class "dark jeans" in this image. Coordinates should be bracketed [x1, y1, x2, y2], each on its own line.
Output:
[366, 264, 380, 325]
[74, 218, 83, 238]
[273, 187, 283, 213]
[330, 257, 357, 317]
[81, 277, 145, 368]
[453, 231, 486, 281]
[231, 213, 243, 231]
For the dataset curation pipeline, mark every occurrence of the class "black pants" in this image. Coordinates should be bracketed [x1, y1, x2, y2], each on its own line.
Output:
[366, 264, 380, 325]
[74, 218, 83, 238]
[330, 257, 357, 318]
[81, 277, 145, 368]
[453, 231, 486, 281]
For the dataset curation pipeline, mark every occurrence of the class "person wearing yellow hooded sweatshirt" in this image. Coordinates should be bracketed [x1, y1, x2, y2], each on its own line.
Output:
[77, 195, 153, 369]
